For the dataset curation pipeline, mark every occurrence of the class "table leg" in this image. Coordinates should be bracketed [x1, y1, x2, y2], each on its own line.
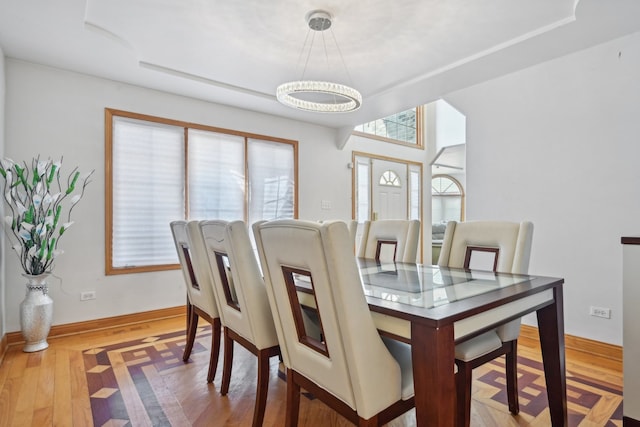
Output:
[536, 286, 568, 426]
[411, 322, 456, 427]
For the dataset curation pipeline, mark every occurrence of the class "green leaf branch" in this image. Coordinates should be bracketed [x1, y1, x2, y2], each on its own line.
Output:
[0, 156, 93, 275]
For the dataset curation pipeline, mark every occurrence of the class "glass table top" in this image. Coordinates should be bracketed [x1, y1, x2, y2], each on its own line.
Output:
[357, 258, 531, 309]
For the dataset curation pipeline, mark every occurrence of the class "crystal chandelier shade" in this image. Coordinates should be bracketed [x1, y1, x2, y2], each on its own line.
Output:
[276, 10, 362, 113]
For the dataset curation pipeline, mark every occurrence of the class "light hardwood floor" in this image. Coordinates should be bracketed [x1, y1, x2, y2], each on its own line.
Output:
[0, 315, 623, 426]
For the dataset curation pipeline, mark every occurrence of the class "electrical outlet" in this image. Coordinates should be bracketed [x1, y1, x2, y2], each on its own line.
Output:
[80, 291, 96, 301]
[589, 306, 611, 319]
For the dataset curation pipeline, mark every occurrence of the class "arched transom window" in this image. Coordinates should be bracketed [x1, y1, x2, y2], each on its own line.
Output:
[379, 170, 401, 187]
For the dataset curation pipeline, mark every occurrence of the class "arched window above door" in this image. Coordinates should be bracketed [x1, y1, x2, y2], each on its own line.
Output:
[379, 170, 402, 187]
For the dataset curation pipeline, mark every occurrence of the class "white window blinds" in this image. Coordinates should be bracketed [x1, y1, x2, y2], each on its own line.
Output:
[108, 111, 297, 273]
[112, 117, 185, 268]
[247, 139, 295, 226]
[188, 129, 245, 221]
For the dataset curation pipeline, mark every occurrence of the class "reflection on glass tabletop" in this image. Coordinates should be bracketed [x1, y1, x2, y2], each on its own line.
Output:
[357, 258, 531, 308]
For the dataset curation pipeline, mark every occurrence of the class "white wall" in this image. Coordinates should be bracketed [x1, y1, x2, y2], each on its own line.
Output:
[8, 30, 637, 346]
[2, 60, 340, 331]
[3, 59, 430, 333]
[0, 47, 5, 338]
[435, 100, 466, 149]
[446, 31, 640, 345]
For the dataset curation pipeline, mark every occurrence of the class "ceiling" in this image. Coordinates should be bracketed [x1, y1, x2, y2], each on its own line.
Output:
[431, 144, 465, 175]
[1, 0, 639, 139]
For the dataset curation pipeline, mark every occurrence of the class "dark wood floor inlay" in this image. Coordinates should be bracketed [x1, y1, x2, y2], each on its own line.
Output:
[478, 356, 622, 426]
[83, 328, 209, 426]
[82, 327, 623, 426]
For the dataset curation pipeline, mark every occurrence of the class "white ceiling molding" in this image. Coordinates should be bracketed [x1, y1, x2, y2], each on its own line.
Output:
[1, 0, 637, 131]
[139, 61, 275, 100]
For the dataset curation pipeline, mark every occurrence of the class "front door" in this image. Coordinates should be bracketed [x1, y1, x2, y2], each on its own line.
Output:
[371, 158, 407, 220]
[353, 153, 422, 261]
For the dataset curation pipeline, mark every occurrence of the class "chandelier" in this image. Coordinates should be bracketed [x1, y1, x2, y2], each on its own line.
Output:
[276, 10, 362, 113]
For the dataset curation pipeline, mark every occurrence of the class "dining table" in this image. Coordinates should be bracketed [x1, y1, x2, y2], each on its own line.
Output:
[355, 257, 567, 427]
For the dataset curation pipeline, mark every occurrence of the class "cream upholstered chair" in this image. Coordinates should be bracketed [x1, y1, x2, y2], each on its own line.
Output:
[319, 219, 358, 252]
[357, 219, 420, 263]
[437, 220, 534, 427]
[169, 221, 221, 383]
[347, 219, 358, 247]
[199, 220, 280, 427]
[254, 219, 415, 426]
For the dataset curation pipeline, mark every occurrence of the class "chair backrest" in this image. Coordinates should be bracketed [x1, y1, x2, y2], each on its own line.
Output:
[319, 219, 358, 253]
[199, 220, 278, 350]
[170, 221, 218, 318]
[346, 219, 358, 248]
[357, 219, 420, 263]
[254, 219, 402, 419]
[437, 220, 534, 274]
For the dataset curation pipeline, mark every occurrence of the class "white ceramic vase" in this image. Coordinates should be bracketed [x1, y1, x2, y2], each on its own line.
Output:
[19, 273, 53, 352]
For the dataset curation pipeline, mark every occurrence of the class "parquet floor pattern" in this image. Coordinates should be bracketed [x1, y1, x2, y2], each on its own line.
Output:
[0, 316, 623, 426]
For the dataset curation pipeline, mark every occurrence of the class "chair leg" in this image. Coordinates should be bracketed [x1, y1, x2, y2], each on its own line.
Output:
[185, 297, 192, 330]
[182, 308, 199, 362]
[285, 369, 300, 427]
[221, 327, 234, 395]
[252, 349, 271, 427]
[207, 317, 222, 383]
[505, 339, 520, 415]
[455, 360, 473, 427]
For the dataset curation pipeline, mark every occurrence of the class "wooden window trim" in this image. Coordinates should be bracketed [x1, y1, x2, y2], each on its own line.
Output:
[105, 108, 299, 275]
[351, 105, 424, 149]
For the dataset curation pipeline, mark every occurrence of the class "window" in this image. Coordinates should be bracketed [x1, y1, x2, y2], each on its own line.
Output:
[432, 174, 464, 223]
[379, 170, 401, 187]
[353, 106, 424, 147]
[355, 159, 370, 223]
[105, 109, 298, 275]
[409, 169, 421, 221]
